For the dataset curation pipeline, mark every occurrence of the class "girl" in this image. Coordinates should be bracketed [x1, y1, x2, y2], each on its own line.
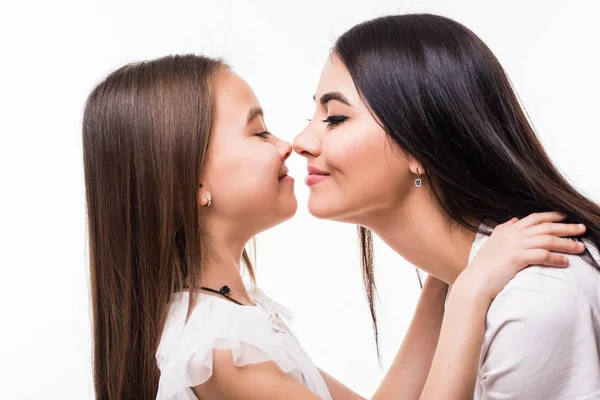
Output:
[83, 55, 585, 400]
[294, 13, 600, 399]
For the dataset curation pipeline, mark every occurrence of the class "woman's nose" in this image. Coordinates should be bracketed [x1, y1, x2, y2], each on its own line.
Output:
[293, 123, 321, 158]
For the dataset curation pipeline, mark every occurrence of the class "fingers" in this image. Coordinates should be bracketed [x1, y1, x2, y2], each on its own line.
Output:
[523, 249, 570, 268]
[512, 212, 567, 230]
[524, 222, 586, 238]
[491, 218, 519, 235]
[525, 235, 586, 255]
[498, 217, 519, 229]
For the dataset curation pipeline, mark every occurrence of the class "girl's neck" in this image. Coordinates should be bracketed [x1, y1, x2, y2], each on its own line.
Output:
[199, 233, 254, 305]
[200, 260, 253, 305]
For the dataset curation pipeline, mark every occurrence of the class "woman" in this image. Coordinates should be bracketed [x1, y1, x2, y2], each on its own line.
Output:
[83, 55, 584, 400]
[294, 13, 600, 399]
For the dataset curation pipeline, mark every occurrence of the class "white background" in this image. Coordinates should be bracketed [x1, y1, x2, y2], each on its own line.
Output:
[1, 0, 599, 398]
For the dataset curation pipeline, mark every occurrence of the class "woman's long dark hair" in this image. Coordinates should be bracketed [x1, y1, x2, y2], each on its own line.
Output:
[83, 55, 255, 400]
[335, 13, 600, 351]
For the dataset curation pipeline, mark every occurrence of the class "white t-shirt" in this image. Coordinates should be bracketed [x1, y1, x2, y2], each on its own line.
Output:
[471, 231, 600, 400]
[155, 287, 332, 400]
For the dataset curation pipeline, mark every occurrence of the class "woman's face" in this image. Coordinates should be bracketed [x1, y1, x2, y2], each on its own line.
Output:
[200, 69, 297, 234]
[293, 55, 414, 225]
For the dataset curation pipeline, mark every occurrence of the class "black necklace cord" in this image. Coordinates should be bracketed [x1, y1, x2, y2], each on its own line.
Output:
[200, 285, 244, 306]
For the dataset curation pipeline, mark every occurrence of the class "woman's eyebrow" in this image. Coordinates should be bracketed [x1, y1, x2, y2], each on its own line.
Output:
[313, 92, 352, 107]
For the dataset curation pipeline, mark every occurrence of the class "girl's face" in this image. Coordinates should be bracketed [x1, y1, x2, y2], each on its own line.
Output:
[293, 55, 414, 225]
[200, 69, 297, 235]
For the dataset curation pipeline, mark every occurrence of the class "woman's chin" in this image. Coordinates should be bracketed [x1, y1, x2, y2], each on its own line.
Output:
[307, 197, 340, 221]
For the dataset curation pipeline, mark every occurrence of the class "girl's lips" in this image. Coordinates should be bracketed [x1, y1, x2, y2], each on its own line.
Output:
[278, 166, 292, 182]
[279, 174, 294, 182]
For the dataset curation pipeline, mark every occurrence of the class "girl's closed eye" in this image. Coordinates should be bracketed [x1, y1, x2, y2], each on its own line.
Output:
[322, 115, 348, 128]
[255, 131, 271, 139]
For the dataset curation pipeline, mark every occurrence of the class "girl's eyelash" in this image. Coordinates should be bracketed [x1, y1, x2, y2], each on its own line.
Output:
[321, 115, 348, 127]
[256, 131, 271, 139]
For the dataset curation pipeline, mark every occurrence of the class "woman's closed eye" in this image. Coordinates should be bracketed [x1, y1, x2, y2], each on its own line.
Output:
[322, 115, 348, 128]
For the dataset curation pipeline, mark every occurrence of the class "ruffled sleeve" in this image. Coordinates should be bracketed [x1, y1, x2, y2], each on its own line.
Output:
[155, 292, 304, 400]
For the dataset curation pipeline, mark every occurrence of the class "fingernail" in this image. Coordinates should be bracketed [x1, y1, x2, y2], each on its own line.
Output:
[579, 224, 586, 229]
[563, 257, 569, 266]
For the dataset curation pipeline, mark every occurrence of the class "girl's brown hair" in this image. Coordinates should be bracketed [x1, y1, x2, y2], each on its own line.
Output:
[83, 54, 254, 399]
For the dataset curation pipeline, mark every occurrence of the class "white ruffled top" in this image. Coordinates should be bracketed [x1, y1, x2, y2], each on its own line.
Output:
[155, 286, 332, 400]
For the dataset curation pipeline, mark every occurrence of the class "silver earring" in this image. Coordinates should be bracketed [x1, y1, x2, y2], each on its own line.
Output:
[415, 173, 423, 187]
[204, 195, 212, 207]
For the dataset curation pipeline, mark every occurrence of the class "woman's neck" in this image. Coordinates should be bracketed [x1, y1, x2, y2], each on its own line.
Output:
[363, 192, 477, 285]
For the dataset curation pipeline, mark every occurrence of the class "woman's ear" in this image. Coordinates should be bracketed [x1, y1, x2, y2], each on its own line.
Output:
[407, 155, 424, 176]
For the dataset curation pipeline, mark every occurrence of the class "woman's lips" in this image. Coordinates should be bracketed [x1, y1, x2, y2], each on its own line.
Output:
[305, 165, 330, 186]
[305, 174, 329, 185]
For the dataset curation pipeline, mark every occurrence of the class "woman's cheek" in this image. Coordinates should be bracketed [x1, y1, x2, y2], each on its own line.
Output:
[325, 126, 384, 174]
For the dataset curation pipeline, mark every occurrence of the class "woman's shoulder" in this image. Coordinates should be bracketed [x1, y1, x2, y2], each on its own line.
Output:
[473, 231, 600, 311]
[483, 250, 600, 339]
[501, 245, 600, 309]
[478, 247, 600, 398]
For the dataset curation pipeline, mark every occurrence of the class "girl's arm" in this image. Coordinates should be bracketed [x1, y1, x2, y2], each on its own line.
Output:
[317, 276, 448, 400]
[320, 212, 584, 400]
[318, 369, 365, 400]
[418, 212, 585, 399]
[368, 276, 448, 399]
[373, 212, 584, 399]
[193, 212, 584, 400]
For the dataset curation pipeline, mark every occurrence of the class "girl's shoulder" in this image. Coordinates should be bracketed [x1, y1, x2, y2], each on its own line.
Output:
[155, 287, 300, 399]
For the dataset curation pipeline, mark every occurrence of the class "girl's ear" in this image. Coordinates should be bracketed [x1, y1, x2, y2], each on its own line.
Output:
[197, 184, 211, 207]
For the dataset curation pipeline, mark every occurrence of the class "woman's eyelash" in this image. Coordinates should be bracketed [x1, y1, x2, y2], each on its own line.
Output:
[255, 131, 271, 139]
[322, 115, 348, 127]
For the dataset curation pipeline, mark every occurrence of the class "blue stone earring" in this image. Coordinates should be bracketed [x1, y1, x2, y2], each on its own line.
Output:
[415, 173, 423, 187]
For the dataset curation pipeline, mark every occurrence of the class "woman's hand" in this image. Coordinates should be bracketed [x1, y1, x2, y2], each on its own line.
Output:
[455, 212, 586, 302]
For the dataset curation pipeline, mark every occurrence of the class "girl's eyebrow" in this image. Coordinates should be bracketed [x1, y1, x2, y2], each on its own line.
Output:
[247, 107, 264, 123]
